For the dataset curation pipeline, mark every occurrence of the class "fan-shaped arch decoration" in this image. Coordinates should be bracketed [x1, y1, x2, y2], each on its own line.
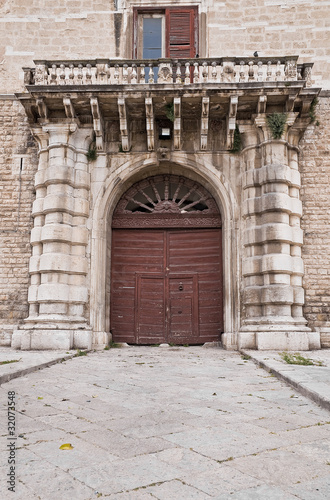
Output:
[112, 175, 222, 228]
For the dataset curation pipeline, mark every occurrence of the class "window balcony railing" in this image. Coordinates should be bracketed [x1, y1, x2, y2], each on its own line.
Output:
[23, 56, 313, 87]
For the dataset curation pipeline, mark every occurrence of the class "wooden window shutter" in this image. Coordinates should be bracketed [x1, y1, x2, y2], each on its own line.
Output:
[165, 8, 197, 58]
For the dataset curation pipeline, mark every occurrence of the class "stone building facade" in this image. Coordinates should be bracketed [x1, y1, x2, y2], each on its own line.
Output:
[0, 0, 329, 350]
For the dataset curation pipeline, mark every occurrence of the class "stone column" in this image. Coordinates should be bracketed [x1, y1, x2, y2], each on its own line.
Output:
[12, 122, 94, 350]
[239, 114, 320, 350]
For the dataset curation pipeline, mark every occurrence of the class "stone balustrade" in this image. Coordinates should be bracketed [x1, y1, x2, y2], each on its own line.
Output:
[23, 56, 313, 87]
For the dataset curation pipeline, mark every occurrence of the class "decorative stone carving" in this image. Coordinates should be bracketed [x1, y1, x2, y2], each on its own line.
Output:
[90, 97, 104, 151]
[34, 64, 46, 85]
[222, 62, 235, 83]
[257, 95, 267, 115]
[157, 147, 170, 161]
[201, 97, 209, 150]
[145, 97, 154, 151]
[285, 59, 297, 80]
[157, 64, 173, 83]
[112, 175, 222, 229]
[117, 97, 130, 151]
[173, 97, 181, 150]
[36, 98, 48, 120]
[303, 65, 313, 87]
[63, 97, 75, 119]
[226, 96, 238, 149]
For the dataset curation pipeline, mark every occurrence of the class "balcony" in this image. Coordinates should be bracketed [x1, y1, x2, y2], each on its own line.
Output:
[19, 56, 319, 153]
[24, 56, 313, 87]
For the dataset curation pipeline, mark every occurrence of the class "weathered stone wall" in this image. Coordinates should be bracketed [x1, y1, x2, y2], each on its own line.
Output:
[0, 0, 330, 348]
[300, 94, 330, 346]
[0, 97, 37, 344]
[0, 0, 329, 92]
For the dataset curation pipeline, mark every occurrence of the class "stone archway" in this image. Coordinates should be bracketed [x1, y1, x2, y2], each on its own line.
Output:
[90, 157, 239, 349]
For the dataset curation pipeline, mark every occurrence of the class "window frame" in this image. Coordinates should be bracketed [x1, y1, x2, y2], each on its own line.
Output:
[133, 6, 199, 60]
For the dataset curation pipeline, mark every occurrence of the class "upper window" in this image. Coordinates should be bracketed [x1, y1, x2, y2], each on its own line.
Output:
[133, 7, 198, 60]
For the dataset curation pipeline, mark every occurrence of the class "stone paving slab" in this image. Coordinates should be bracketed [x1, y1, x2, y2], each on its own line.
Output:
[0, 347, 76, 385]
[242, 349, 330, 411]
[0, 345, 330, 499]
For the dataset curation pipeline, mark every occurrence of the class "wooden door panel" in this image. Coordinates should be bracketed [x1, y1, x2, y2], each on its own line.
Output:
[111, 230, 165, 343]
[136, 275, 165, 344]
[168, 275, 198, 343]
[168, 229, 223, 343]
[111, 228, 223, 344]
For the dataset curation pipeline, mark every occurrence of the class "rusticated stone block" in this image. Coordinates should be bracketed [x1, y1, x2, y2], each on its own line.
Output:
[41, 224, 73, 243]
[261, 285, 294, 305]
[243, 286, 261, 305]
[256, 332, 310, 350]
[261, 254, 293, 274]
[39, 253, 88, 274]
[37, 283, 88, 303]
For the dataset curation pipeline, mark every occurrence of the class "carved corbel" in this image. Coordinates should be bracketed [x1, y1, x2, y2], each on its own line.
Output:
[226, 95, 238, 149]
[201, 97, 209, 150]
[145, 97, 154, 151]
[257, 95, 267, 115]
[300, 91, 319, 120]
[63, 97, 76, 119]
[173, 97, 181, 150]
[30, 126, 50, 150]
[90, 97, 104, 151]
[21, 99, 38, 123]
[117, 97, 130, 151]
[36, 98, 48, 121]
[285, 94, 297, 113]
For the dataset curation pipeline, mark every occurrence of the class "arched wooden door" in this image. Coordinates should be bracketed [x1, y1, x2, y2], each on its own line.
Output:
[111, 175, 223, 345]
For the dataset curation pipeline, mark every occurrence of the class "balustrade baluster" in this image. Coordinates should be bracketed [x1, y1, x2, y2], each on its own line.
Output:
[114, 64, 119, 84]
[218, 63, 223, 82]
[193, 62, 199, 83]
[50, 64, 57, 85]
[239, 61, 245, 82]
[211, 61, 217, 82]
[59, 64, 66, 84]
[202, 62, 208, 82]
[276, 60, 281, 81]
[257, 61, 263, 82]
[69, 64, 75, 85]
[140, 64, 145, 84]
[266, 61, 272, 81]
[123, 64, 128, 84]
[148, 64, 154, 84]
[85, 64, 92, 84]
[185, 62, 190, 84]
[105, 64, 111, 83]
[131, 64, 137, 84]
[176, 62, 182, 84]
[248, 61, 255, 81]
[76, 64, 83, 85]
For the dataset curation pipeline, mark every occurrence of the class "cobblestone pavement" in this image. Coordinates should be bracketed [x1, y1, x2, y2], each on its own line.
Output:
[1, 346, 330, 499]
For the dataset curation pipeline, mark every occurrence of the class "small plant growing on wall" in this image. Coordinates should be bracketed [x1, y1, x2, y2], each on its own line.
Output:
[165, 102, 175, 122]
[230, 125, 242, 153]
[309, 97, 319, 124]
[266, 112, 287, 139]
[86, 141, 98, 162]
